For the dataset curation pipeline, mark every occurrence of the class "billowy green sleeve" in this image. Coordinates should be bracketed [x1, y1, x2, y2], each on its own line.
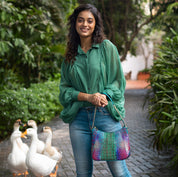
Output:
[59, 61, 80, 107]
[59, 61, 82, 123]
[102, 40, 126, 120]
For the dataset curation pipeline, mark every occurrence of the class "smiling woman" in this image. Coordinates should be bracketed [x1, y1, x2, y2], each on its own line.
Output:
[65, 4, 106, 63]
[75, 10, 96, 47]
[59, 4, 132, 177]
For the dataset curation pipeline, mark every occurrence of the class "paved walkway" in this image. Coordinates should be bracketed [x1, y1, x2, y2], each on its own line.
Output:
[0, 81, 175, 177]
[126, 80, 150, 90]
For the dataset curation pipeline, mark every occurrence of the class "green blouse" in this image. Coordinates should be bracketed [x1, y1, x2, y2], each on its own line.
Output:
[59, 39, 126, 123]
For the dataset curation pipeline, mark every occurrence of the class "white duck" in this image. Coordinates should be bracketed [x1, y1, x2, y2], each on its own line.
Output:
[43, 126, 62, 163]
[13, 119, 22, 132]
[27, 120, 45, 154]
[7, 130, 28, 177]
[22, 128, 58, 177]
[13, 119, 29, 155]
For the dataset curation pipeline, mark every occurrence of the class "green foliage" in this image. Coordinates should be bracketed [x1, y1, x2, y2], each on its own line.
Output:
[78, 0, 145, 50]
[0, 79, 62, 140]
[78, 0, 176, 61]
[151, 1, 178, 39]
[0, 0, 78, 140]
[148, 29, 178, 167]
[0, 1, 52, 88]
[0, 0, 77, 90]
[139, 68, 150, 74]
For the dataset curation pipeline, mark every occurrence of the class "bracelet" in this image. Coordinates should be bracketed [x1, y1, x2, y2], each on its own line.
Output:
[102, 92, 114, 105]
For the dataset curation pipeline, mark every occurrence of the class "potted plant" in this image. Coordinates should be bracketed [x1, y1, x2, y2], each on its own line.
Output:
[137, 68, 150, 80]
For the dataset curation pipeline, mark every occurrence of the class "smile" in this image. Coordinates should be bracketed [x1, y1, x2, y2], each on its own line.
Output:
[80, 28, 89, 32]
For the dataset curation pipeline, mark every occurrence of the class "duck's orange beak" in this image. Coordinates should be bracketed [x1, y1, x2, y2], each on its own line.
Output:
[23, 123, 27, 127]
[21, 129, 27, 139]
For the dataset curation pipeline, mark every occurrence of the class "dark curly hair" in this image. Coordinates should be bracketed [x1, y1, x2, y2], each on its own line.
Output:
[65, 4, 106, 63]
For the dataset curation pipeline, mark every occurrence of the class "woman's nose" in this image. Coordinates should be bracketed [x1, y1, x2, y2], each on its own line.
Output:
[83, 20, 88, 26]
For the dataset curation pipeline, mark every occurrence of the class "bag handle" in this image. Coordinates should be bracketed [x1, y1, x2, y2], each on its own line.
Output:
[91, 92, 127, 129]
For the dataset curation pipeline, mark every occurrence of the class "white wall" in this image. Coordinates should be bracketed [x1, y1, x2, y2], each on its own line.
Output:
[121, 41, 154, 80]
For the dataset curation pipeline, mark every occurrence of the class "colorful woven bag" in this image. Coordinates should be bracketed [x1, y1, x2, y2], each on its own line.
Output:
[91, 123, 130, 161]
[91, 93, 130, 161]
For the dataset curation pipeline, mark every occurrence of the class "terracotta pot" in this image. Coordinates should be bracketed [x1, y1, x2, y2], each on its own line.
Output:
[137, 72, 150, 80]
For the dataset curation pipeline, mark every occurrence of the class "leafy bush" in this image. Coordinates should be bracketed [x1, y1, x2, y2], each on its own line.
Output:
[0, 80, 62, 140]
[0, 0, 66, 89]
[148, 29, 178, 167]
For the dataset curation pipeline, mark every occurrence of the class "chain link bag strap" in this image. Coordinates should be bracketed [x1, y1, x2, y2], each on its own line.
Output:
[91, 93, 130, 161]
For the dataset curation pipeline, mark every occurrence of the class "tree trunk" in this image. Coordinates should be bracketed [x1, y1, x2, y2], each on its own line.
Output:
[38, 55, 41, 83]
[100, 0, 112, 39]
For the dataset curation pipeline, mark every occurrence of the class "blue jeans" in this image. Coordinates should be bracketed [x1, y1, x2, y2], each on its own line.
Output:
[69, 106, 132, 177]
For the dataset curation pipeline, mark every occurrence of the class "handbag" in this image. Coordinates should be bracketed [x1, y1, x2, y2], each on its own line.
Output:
[91, 93, 130, 161]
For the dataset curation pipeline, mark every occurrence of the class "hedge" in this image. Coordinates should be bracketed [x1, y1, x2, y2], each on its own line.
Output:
[0, 80, 63, 140]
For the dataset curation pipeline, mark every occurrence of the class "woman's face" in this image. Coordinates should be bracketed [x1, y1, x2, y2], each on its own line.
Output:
[76, 10, 96, 39]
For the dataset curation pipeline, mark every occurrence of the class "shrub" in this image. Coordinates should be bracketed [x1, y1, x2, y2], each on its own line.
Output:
[148, 29, 178, 167]
[0, 80, 62, 140]
[0, 0, 65, 89]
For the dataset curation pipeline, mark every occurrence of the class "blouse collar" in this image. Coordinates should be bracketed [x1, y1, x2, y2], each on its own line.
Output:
[77, 43, 100, 54]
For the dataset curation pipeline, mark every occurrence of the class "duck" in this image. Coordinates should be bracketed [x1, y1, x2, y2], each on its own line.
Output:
[22, 128, 58, 177]
[26, 120, 45, 154]
[13, 119, 23, 132]
[7, 130, 28, 177]
[42, 126, 62, 163]
[13, 119, 29, 155]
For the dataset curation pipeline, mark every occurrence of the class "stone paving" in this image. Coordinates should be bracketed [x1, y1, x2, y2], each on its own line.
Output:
[0, 89, 176, 177]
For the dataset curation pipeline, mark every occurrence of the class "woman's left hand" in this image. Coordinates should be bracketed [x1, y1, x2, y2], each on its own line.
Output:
[88, 93, 108, 107]
[78, 92, 108, 107]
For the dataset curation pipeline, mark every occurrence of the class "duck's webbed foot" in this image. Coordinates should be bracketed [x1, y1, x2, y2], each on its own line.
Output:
[49, 165, 58, 177]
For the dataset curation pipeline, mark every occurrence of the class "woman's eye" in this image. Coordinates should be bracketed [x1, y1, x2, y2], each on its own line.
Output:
[77, 18, 93, 24]
[78, 19, 83, 23]
[88, 20, 93, 24]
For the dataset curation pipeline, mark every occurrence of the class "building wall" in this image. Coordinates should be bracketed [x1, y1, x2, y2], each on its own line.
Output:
[121, 41, 154, 80]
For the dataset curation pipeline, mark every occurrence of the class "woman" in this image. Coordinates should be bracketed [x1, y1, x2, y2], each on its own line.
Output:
[59, 4, 131, 177]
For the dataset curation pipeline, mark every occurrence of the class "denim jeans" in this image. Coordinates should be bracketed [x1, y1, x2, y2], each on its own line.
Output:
[69, 106, 132, 177]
